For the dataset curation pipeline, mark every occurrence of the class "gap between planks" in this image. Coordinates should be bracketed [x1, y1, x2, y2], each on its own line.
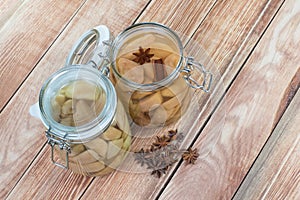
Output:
[233, 89, 299, 199]
[0, 0, 88, 112]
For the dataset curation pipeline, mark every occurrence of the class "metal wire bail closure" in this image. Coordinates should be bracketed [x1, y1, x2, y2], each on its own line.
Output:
[45, 128, 71, 169]
[65, 25, 112, 76]
[181, 57, 213, 92]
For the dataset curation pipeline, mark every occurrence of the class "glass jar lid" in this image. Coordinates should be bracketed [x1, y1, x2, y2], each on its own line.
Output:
[39, 65, 117, 143]
[110, 22, 184, 91]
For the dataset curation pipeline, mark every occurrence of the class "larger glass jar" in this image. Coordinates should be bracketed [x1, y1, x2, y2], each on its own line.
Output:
[109, 23, 212, 127]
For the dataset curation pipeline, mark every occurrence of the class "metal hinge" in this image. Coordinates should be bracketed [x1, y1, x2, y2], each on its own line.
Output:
[45, 128, 71, 170]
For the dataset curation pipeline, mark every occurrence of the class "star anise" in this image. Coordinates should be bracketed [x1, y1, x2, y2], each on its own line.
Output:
[147, 158, 169, 178]
[151, 166, 169, 178]
[134, 148, 148, 166]
[152, 135, 171, 149]
[134, 129, 189, 178]
[182, 147, 199, 164]
[132, 46, 154, 64]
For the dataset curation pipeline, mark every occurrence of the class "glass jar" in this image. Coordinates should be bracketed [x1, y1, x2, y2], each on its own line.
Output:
[109, 23, 212, 127]
[66, 23, 212, 128]
[30, 26, 131, 176]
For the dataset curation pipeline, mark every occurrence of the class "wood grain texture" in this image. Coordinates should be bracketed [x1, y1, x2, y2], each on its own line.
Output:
[81, 0, 284, 199]
[0, 0, 85, 111]
[159, 0, 300, 199]
[0, 0, 24, 29]
[138, 0, 217, 44]
[234, 90, 299, 200]
[1, 0, 149, 199]
[6, 147, 93, 200]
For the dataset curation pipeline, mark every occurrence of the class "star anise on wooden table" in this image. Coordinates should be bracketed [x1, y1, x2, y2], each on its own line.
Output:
[152, 135, 171, 149]
[182, 147, 199, 164]
[134, 148, 149, 167]
[135, 130, 199, 178]
[132, 46, 154, 64]
[150, 165, 169, 178]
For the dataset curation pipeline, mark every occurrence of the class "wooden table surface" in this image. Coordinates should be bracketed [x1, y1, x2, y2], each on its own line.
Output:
[0, 0, 299, 199]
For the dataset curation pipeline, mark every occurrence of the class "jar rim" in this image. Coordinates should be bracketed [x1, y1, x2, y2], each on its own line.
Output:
[39, 65, 117, 143]
[110, 22, 184, 91]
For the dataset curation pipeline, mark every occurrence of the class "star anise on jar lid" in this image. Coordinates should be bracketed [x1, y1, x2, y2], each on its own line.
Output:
[182, 147, 199, 164]
[132, 46, 154, 64]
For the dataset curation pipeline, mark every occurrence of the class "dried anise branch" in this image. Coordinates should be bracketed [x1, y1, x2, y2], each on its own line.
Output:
[134, 129, 198, 178]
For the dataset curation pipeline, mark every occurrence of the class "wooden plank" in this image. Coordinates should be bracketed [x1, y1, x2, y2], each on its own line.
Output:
[234, 89, 300, 199]
[159, 0, 300, 199]
[6, 147, 93, 200]
[0, 0, 86, 111]
[138, 0, 217, 44]
[0, 0, 24, 29]
[81, 0, 284, 199]
[1, 0, 149, 199]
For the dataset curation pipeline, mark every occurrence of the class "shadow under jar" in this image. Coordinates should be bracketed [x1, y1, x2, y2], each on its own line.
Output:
[110, 23, 212, 127]
[37, 66, 131, 176]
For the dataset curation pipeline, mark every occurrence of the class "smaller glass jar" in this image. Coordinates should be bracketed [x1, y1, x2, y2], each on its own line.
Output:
[30, 26, 131, 176]
[109, 23, 212, 127]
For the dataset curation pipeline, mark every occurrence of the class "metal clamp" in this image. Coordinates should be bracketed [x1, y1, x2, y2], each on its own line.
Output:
[45, 128, 71, 170]
[181, 57, 213, 93]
